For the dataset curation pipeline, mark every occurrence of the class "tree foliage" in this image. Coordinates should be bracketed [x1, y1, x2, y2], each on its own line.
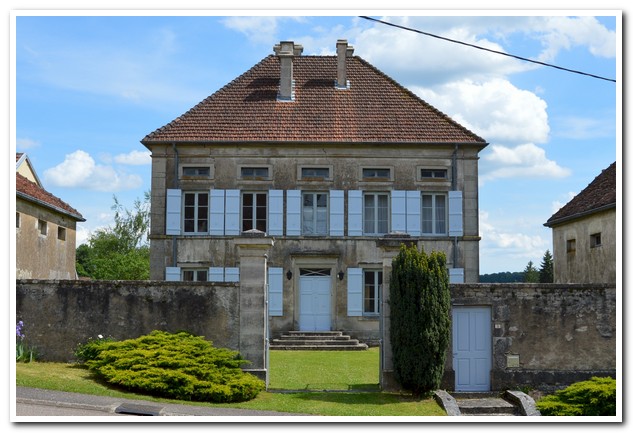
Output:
[523, 260, 540, 283]
[389, 244, 451, 396]
[76, 192, 150, 280]
[536, 376, 616, 416]
[539, 249, 554, 283]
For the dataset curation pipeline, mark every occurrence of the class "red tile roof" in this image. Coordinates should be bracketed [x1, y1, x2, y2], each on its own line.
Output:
[16, 173, 85, 221]
[545, 162, 616, 227]
[142, 55, 487, 146]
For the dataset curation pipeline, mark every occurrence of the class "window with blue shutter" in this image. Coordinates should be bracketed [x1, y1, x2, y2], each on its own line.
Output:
[406, 190, 421, 236]
[329, 190, 344, 236]
[348, 190, 363, 236]
[268, 190, 284, 235]
[449, 267, 464, 284]
[268, 267, 284, 316]
[286, 190, 302, 236]
[165, 189, 182, 235]
[347, 268, 363, 316]
[209, 267, 224, 282]
[225, 190, 240, 235]
[391, 190, 407, 233]
[210, 189, 225, 235]
[165, 267, 181, 281]
[448, 190, 463, 237]
[224, 267, 240, 282]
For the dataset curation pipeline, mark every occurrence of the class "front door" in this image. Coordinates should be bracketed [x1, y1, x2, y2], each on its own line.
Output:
[452, 306, 492, 391]
[299, 271, 331, 331]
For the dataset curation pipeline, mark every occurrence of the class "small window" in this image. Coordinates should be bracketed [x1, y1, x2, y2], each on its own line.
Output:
[182, 166, 210, 177]
[16, 212, 20, 228]
[421, 169, 448, 179]
[241, 167, 269, 179]
[566, 239, 576, 253]
[590, 233, 602, 248]
[301, 167, 330, 179]
[362, 168, 391, 180]
[38, 219, 47, 236]
[182, 269, 208, 282]
[364, 270, 382, 315]
[57, 226, 66, 241]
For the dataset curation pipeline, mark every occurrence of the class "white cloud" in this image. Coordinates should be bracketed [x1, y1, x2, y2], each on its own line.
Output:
[480, 143, 571, 183]
[43, 150, 143, 192]
[551, 191, 577, 214]
[16, 138, 40, 150]
[114, 150, 151, 166]
[412, 78, 549, 145]
[555, 115, 615, 140]
[221, 16, 306, 46]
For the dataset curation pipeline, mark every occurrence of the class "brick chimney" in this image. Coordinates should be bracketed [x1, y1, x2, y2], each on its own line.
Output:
[335, 39, 354, 90]
[273, 41, 303, 101]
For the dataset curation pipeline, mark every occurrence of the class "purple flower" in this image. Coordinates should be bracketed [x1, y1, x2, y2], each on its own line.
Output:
[16, 321, 24, 339]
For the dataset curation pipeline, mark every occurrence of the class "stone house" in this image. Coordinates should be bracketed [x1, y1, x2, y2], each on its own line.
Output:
[544, 162, 616, 284]
[16, 152, 85, 279]
[141, 40, 488, 342]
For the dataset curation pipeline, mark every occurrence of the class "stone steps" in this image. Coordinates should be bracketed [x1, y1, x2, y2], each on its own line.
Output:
[269, 331, 369, 351]
[435, 390, 540, 416]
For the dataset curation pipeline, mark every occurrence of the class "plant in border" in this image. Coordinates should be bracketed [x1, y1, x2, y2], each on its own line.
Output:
[77, 330, 265, 403]
[74, 334, 117, 363]
[536, 376, 616, 416]
[16, 320, 37, 363]
[389, 244, 451, 396]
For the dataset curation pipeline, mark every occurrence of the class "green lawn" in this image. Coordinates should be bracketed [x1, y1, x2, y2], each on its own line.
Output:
[15, 348, 446, 416]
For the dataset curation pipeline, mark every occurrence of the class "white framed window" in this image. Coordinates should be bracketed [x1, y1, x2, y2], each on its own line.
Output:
[183, 192, 209, 233]
[301, 167, 330, 180]
[302, 192, 328, 235]
[364, 192, 389, 235]
[242, 192, 267, 232]
[240, 166, 270, 179]
[363, 270, 382, 315]
[421, 168, 448, 179]
[422, 193, 447, 235]
[362, 168, 391, 180]
[182, 166, 211, 177]
[182, 269, 208, 282]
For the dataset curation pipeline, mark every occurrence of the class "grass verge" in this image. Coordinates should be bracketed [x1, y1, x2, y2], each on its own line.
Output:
[15, 348, 446, 416]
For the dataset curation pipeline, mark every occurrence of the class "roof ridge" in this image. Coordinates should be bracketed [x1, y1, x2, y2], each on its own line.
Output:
[16, 173, 85, 221]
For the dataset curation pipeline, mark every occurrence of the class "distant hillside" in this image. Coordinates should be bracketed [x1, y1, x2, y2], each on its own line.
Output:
[479, 271, 524, 283]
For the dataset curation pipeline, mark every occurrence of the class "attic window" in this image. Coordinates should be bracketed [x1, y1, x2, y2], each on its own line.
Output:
[241, 167, 269, 179]
[58, 226, 66, 241]
[38, 219, 47, 236]
[301, 167, 330, 179]
[182, 166, 210, 177]
[362, 168, 391, 180]
[421, 169, 448, 179]
[590, 233, 602, 248]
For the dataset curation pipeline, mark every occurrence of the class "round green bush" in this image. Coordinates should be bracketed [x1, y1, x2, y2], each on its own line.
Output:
[76, 330, 265, 403]
[536, 376, 616, 416]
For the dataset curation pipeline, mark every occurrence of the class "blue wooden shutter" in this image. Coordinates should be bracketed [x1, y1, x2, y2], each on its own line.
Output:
[225, 267, 240, 282]
[347, 268, 363, 316]
[406, 190, 421, 236]
[268, 190, 284, 235]
[209, 267, 224, 282]
[225, 189, 241, 235]
[449, 190, 463, 236]
[268, 267, 283, 316]
[165, 189, 181, 235]
[286, 190, 301, 236]
[449, 267, 464, 284]
[330, 190, 344, 236]
[391, 190, 406, 233]
[165, 267, 180, 281]
[348, 190, 363, 236]
[210, 189, 225, 235]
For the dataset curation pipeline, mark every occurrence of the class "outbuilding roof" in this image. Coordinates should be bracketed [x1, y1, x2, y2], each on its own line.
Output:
[16, 172, 85, 221]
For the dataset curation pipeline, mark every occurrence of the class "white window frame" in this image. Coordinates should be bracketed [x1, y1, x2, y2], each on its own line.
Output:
[241, 191, 268, 233]
[183, 191, 209, 234]
[302, 191, 329, 235]
[422, 192, 447, 235]
[363, 192, 390, 235]
[182, 268, 209, 282]
[363, 269, 382, 315]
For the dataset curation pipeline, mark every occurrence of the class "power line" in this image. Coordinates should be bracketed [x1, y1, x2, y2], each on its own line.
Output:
[359, 16, 616, 83]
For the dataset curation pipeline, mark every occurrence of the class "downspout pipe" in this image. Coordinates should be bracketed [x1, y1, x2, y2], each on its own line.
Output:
[452, 144, 458, 268]
[172, 142, 179, 268]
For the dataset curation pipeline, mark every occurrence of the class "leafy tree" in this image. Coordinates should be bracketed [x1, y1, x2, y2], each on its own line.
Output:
[76, 192, 150, 280]
[539, 250, 554, 283]
[523, 260, 539, 283]
[389, 244, 451, 396]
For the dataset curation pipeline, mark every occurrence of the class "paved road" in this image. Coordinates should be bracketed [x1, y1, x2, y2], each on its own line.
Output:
[14, 386, 312, 419]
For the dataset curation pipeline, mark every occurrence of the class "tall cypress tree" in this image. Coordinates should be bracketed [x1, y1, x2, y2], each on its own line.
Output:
[389, 244, 451, 396]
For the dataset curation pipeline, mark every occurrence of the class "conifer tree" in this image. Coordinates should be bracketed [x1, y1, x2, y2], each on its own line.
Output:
[389, 244, 451, 396]
[523, 260, 539, 282]
[539, 250, 554, 283]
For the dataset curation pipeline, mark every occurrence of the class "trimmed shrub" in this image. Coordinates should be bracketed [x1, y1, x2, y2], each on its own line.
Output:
[76, 330, 265, 403]
[536, 377, 616, 416]
[389, 244, 451, 396]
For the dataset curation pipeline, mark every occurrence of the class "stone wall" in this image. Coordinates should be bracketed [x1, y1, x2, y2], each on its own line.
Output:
[444, 283, 617, 391]
[15, 279, 240, 363]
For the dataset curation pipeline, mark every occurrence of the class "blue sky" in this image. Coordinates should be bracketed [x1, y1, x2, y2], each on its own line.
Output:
[10, 6, 621, 275]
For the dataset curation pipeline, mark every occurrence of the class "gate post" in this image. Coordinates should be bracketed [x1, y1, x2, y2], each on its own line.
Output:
[235, 233, 274, 382]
